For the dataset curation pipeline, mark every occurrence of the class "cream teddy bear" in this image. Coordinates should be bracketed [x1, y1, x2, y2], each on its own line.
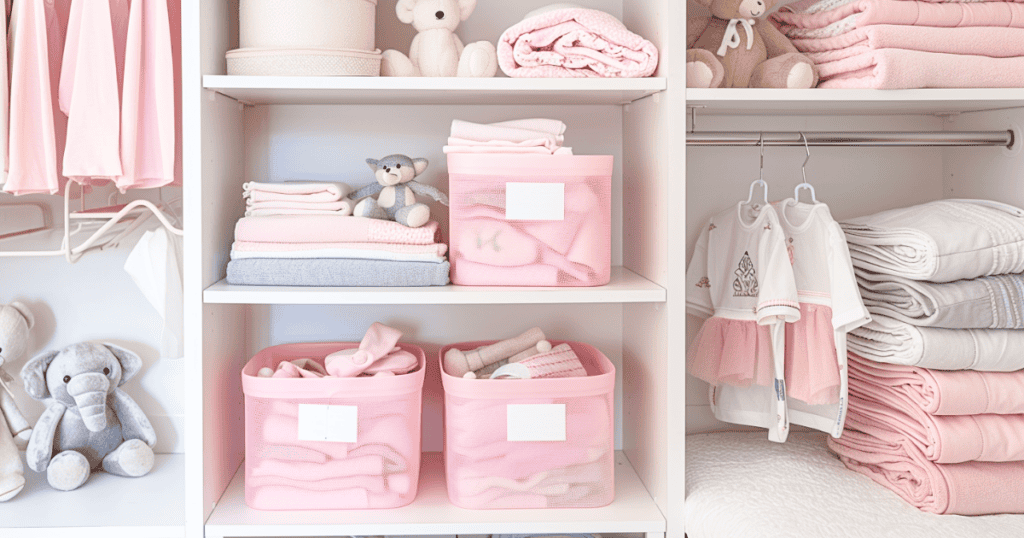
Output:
[0, 302, 35, 501]
[381, 0, 498, 77]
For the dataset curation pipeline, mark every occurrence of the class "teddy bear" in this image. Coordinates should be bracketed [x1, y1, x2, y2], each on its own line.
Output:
[21, 342, 156, 492]
[381, 0, 499, 78]
[687, 0, 818, 88]
[352, 155, 450, 229]
[0, 302, 35, 501]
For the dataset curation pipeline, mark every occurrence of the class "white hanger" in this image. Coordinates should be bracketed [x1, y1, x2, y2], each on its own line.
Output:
[793, 133, 818, 204]
[745, 133, 768, 208]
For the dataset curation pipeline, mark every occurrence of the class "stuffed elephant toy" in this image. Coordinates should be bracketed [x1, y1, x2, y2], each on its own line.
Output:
[21, 342, 156, 492]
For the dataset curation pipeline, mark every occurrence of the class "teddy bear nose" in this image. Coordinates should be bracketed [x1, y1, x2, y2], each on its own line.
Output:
[436, 10, 444, 20]
[384, 166, 391, 172]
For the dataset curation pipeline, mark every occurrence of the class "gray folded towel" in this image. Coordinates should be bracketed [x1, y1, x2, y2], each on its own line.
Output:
[226, 258, 450, 287]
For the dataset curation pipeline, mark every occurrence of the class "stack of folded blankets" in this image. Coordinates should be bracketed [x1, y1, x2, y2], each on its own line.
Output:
[227, 181, 451, 287]
[772, 0, 1024, 88]
[827, 199, 1024, 515]
[443, 119, 573, 155]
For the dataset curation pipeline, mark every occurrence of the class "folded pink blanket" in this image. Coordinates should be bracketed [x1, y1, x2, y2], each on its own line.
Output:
[849, 355, 1024, 416]
[828, 429, 1024, 515]
[845, 392, 1024, 463]
[233, 241, 448, 256]
[234, 216, 439, 245]
[498, 7, 658, 78]
[774, 1, 1024, 39]
[245, 199, 354, 215]
[816, 49, 1024, 89]
[792, 25, 1024, 63]
[243, 181, 352, 203]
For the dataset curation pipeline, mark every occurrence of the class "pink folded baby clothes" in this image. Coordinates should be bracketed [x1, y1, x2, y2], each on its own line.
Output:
[244, 199, 355, 217]
[234, 216, 439, 245]
[490, 344, 590, 379]
[232, 241, 448, 257]
[816, 49, 1024, 89]
[444, 119, 572, 155]
[243, 181, 353, 203]
[791, 25, 1024, 64]
[498, 7, 659, 78]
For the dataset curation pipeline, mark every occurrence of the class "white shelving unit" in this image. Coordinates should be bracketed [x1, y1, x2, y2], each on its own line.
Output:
[205, 452, 664, 538]
[203, 267, 666, 305]
[204, 76, 667, 106]
[187, 2, 683, 538]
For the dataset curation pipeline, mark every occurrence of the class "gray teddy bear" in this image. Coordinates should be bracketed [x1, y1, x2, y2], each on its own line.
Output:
[21, 342, 156, 491]
[352, 154, 450, 228]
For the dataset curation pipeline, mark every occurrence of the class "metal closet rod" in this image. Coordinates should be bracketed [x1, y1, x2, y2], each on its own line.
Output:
[687, 130, 1015, 148]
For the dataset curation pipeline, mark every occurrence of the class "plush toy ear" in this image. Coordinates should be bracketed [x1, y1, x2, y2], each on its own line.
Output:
[458, 0, 478, 21]
[366, 158, 380, 172]
[21, 349, 60, 400]
[104, 344, 142, 385]
[396, 0, 417, 24]
[413, 158, 429, 175]
[10, 302, 34, 330]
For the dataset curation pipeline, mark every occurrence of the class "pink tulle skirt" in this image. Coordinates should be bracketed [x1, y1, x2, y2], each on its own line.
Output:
[785, 303, 841, 406]
[689, 317, 773, 388]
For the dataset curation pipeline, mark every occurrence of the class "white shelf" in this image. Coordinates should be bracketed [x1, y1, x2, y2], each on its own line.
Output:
[205, 451, 665, 538]
[203, 266, 666, 305]
[5, 454, 185, 538]
[686, 88, 1024, 115]
[203, 76, 667, 105]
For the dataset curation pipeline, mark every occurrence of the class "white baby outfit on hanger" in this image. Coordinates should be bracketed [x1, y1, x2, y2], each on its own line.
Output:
[686, 202, 801, 442]
[773, 198, 871, 437]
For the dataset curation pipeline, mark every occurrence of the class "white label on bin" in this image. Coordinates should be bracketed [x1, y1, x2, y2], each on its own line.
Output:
[297, 404, 358, 443]
[505, 183, 564, 221]
[507, 404, 566, 442]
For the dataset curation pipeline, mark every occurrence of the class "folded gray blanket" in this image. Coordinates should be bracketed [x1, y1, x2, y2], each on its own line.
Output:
[226, 258, 450, 287]
[857, 270, 1024, 329]
[841, 200, 1024, 283]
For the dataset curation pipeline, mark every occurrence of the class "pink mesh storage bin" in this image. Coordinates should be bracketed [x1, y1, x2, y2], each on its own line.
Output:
[447, 154, 613, 287]
[440, 340, 615, 509]
[241, 342, 425, 510]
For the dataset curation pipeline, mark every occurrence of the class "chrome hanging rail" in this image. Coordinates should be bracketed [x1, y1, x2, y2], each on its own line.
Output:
[687, 130, 1015, 148]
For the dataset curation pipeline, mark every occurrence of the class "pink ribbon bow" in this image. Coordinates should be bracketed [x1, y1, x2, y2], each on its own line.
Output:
[325, 323, 417, 377]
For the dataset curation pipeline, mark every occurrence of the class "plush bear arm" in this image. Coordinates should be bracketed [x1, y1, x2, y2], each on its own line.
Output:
[352, 183, 386, 201]
[409, 182, 450, 206]
[0, 387, 30, 435]
[409, 33, 424, 68]
[453, 34, 465, 57]
[112, 388, 157, 448]
[26, 402, 65, 472]
[687, 17, 711, 48]
[758, 20, 800, 58]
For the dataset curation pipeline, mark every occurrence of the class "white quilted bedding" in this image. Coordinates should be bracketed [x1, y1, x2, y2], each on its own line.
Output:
[685, 432, 1024, 538]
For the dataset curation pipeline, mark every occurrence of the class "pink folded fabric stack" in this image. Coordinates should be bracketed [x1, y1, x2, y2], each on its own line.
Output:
[827, 353, 1024, 514]
[242, 181, 355, 217]
[772, 0, 1024, 88]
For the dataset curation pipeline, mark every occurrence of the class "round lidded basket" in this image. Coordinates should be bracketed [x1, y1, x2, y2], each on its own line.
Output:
[240, 0, 378, 52]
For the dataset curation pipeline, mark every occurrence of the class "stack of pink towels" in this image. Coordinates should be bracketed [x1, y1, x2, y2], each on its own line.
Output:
[772, 0, 1024, 88]
[828, 355, 1024, 515]
[227, 181, 451, 287]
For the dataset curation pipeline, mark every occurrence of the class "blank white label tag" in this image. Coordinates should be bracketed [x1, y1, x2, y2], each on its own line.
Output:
[505, 183, 565, 221]
[297, 404, 358, 443]
[507, 404, 566, 442]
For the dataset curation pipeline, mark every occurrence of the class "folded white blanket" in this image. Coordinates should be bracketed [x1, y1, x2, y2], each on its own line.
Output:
[840, 200, 1024, 283]
[243, 181, 353, 203]
[448, 119, 567, 154]
[847, 315, 1024, 371]
[857, 270, 1024, 329]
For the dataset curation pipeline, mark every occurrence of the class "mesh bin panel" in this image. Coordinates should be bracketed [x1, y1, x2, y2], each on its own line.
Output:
[242, 343, 424, 510]
[448, 154, 613, 287]
[440, 340, 616, 509]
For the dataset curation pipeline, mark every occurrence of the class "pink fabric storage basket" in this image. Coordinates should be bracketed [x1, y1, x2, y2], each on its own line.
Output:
[440, 340, 616, 509]
[447, 154, 613, 287]
[241, 342, 425, 510]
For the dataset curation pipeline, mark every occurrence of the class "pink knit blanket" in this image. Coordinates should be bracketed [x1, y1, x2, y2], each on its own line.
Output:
[497, 8, 658, 78]
[232, 241, 448, 256]
[845, 392, 1024, 464]
[815, 49, 1024, 89]
[234, 216, 439, 245]
[791, 25, 1024, 63]
[828, 430, 1024, 515]
[849, 355, 1024, 416]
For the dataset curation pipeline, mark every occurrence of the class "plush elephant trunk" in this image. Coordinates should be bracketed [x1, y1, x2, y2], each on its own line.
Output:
[66, 373, 110, 432]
